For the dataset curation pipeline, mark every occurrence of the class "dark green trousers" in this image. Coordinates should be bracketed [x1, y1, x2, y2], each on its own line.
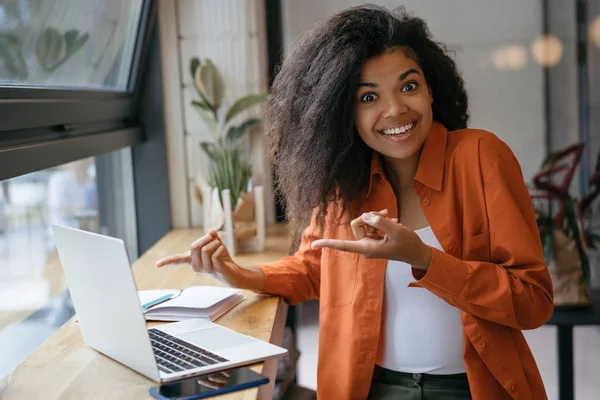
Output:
[367, 365, 472, 400]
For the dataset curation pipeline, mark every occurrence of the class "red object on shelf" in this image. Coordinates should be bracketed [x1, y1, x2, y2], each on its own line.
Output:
[532, 143, 584, 229]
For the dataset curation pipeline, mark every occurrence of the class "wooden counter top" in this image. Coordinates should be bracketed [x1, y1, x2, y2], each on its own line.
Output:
[0, 225, 291, 400]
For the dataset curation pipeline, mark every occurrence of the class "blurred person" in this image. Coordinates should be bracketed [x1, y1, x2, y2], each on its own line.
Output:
[0, 188, 5, 234]
[157, 5, 552, 400]
[47, 158, 98, 232]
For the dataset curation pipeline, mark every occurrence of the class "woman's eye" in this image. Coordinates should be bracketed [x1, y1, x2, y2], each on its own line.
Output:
[402, 82, 418, 92]
[360, 93, 378, 102]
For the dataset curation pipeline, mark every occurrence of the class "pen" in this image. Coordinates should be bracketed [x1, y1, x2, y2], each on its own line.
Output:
[142, 294, 173, 311]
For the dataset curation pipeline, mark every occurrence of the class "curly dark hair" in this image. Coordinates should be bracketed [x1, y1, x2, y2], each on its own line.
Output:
[265, 4, 469, 245]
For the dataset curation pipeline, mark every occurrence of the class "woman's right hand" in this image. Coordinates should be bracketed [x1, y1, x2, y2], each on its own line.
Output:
[155, 230, 265, 291]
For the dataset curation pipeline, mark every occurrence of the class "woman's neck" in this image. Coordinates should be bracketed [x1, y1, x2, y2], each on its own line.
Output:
[382, 151, 420, 194]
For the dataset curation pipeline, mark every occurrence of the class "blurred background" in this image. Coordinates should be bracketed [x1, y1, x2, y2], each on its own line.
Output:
[0, 1, 599, 399]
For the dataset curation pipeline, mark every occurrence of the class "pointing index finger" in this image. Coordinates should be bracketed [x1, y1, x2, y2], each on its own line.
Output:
[310, 239, 367, 254]
[156, 252, 191, 268]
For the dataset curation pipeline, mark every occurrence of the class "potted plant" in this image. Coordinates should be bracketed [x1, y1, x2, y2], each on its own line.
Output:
[530, 144, 600, 307]
[189, 57, 267, 255]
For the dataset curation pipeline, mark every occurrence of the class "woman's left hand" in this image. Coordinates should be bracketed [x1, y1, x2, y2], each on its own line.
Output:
[311, 212, 433, 271]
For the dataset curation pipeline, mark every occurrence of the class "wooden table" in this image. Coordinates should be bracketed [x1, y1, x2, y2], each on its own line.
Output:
[0, 225, 291, 400]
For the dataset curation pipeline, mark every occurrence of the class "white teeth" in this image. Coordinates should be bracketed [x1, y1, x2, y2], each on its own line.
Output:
[381, 122, 414, 136]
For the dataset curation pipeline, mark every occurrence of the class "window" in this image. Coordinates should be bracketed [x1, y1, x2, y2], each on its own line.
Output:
[0, 158, 99, 332]
[0, 148, 137, 378]
[0, 0, 163, 380]
[0, 0, 144, 91]
[0, 0, 153, 150]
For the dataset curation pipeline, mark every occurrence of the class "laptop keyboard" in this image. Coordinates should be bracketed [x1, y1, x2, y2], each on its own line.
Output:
[148, 329, 229, 374]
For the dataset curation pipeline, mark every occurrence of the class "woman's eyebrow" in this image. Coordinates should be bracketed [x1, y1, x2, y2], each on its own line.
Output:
[358, 81, 377, 88]
[358, 68, 421, 88]
[398, 68, 420, 80]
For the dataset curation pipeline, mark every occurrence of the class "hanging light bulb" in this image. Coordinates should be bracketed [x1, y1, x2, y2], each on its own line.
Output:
[491, 45, 527, 70]
[590, 16, 600, 48]
[504, 45, 527, 69]
[531, 34, 563, 67]
[491, 47, 509, 70]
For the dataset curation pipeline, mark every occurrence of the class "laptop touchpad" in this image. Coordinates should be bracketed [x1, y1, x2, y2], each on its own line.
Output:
[177, 327, 256, 350]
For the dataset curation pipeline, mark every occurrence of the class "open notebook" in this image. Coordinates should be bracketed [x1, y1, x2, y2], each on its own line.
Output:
[138, 286, 244, 322]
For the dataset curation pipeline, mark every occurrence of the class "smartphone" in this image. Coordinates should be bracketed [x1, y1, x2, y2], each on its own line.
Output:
[148, 367, 269, 400]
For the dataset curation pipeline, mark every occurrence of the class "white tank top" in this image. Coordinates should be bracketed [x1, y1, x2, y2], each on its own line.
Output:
[376, 226, 466, 374]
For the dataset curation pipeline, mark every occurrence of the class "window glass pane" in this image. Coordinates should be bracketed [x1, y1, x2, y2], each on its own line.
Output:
[0, 0, 144, 91]
[0, 149, 137, 378]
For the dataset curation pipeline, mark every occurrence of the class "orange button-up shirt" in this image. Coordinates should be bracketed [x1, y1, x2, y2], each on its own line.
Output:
[258, 122, 553, 400]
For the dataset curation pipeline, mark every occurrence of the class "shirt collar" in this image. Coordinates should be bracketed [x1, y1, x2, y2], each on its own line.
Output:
[366, 121, 447, 197]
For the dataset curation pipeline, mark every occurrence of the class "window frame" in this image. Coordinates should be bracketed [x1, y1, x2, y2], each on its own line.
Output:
[0, 0, 156, 181]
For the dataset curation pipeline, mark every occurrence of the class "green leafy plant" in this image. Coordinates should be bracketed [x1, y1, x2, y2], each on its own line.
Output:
[0, 28, 88, 82]
[190, 57, 266, 209]
[35, 28, 89, 72]
[0, 33, 28, 80]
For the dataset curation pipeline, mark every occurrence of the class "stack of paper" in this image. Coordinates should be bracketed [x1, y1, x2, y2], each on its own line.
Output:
[138, 286, 244, 322]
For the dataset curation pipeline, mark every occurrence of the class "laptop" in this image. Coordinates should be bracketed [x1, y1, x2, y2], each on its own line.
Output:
[52, 224, 287, 383]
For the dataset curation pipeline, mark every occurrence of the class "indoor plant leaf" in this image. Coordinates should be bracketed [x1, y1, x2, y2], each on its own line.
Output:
[35, 27, 66, 72]
[0, 33, 28, 80]
[224, 93, 267, 123]
[207, 145, 251, 210]
[190, 57, 201, 81]
[563, 197, 591, 284]
[226, 118, 260, 144]
[192, 102, 219, 136]
[64, 30, 89, 55]
[191, 99, 211, 112]
[193, 62, 215, 110]
[197, 59, 225, 110]
[200, 142, 219, 161]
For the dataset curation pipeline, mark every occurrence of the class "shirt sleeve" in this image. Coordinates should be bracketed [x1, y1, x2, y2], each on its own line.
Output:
[410, 148, 554, 330]
[255, 215, 322, 305]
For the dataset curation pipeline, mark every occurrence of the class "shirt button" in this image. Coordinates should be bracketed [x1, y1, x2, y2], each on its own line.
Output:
[478, 341, 486, 347]
[412, 373, 422, 380]
[448, 245, 456, 253]
[511, 384, 518, 393]
[423, 198, 430, 206]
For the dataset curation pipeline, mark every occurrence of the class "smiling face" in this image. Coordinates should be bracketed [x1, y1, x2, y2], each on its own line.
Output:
[354, 47, 433, 162]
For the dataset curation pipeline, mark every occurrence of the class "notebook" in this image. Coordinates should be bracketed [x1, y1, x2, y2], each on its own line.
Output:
[138, 286, 244, 322]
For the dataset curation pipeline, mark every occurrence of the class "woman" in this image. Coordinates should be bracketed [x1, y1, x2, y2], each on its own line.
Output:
[157, 5, 553, 400]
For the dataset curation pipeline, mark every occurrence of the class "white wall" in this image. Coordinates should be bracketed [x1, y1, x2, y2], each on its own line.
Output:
[282, 0, 547, 183]
[159, 0, 273, 228]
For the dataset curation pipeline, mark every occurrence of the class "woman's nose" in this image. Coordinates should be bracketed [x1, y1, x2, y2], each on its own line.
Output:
[382, 96, 408, 118]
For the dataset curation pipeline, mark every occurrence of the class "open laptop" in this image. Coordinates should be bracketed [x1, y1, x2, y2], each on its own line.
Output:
[52, 224, 287, 383]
